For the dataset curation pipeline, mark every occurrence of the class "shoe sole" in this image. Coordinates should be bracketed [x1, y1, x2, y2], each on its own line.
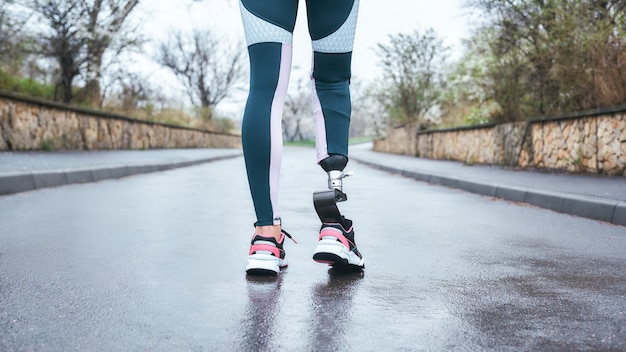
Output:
[246, 253, 286, 275]
[246, 268, 279, 276]
[313, 240, 364, 270]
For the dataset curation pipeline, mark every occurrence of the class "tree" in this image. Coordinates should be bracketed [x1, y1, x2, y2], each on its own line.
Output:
[83, 0, 140, 107]
[360, 82, 389, 137]
[24, 0, 139, 105]
[438, 38, 487, 127]
[348, 79, 378, 138]
[30, 0, 86, 103]
[556, 1, 626, 109]
[465, 0, 626, 121]
[468, 0, 563, 119]
[157, 28, 245, 120]
[373, 28, 449, 128]
[0, 0, 32, 74]
[282, 77, 313, 142]
[102, 69, 152, 112]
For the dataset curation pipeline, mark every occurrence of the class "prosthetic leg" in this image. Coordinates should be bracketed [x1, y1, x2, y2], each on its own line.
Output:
[313, 155, 365, 270]
[313, 155, 352, 226]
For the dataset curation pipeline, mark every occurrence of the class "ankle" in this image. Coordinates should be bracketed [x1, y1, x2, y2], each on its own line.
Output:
[255, 225, 282, 241]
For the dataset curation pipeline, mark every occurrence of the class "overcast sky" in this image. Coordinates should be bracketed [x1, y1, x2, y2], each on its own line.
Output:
[133, 0, 472, 115]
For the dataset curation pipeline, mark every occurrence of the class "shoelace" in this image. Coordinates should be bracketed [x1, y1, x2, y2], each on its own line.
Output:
[282, 229, 298, 244]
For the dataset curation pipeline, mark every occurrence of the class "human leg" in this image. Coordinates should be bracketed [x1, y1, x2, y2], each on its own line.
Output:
[240, 0, 298, 237]
[240, 0, 298, 274]
[306, 0, 364, 270]
[307, 0, 359, 163]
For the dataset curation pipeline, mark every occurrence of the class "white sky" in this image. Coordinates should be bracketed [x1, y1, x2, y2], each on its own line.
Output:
[133, 0, 472, 116]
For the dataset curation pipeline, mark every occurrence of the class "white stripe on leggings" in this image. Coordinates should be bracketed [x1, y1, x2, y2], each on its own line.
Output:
[269, 43, 292, 225]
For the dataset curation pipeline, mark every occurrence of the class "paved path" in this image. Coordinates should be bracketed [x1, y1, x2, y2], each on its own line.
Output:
[2, 143, 625, 226]
[350, 144, 626, 226]
[1, 146, 625, 351]
[0, 149, 242, 196]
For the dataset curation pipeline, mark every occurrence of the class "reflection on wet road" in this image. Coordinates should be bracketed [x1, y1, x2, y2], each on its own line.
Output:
[309, 270, 364, 351]
[1, 147, 625, 351]
[242, 276, 283, 351]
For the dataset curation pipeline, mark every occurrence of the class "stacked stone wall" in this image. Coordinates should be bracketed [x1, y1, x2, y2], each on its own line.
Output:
[429, 129, 496, 164]
[373, 123, 418, 156]
[0, 92, 241, 151]
[375, 105, 626, 176]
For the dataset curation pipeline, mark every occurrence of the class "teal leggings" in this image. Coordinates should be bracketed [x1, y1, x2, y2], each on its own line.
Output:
[240, 0, 359, 226]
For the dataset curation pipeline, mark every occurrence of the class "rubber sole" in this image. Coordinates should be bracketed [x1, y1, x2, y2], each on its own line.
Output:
[246, 253, 286, 275]
[313, 239, 364, 270]
[313, 252, 364, 271]
[246, 268, 279, 276]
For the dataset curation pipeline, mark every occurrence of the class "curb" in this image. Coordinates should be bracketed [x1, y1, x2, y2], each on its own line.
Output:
[352, 157, 626, 227]
[0, 153, 242, 197]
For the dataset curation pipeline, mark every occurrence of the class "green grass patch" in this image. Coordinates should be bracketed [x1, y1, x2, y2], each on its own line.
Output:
[349, 136, 374, 144]
[0, 70, 54, 100]
[40, 138, 54, 151]
[284, 136, 374, 147]
[284, 139, 315, 147]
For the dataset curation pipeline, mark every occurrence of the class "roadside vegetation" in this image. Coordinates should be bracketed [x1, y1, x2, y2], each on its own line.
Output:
[372, 0, 626, 132]
[1, 0, 625, 139]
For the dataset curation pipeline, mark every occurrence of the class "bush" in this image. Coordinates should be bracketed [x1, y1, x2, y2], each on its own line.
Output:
[0, 69, 54, 99]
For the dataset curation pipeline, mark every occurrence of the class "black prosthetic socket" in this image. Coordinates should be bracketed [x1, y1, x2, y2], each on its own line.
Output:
[314, 155, 351, 229]
[314, 191, 348, 224]
[319, 154, 348, 172]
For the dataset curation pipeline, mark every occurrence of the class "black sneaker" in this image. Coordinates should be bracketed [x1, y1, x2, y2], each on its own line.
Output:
[246, 230, 296, 275]
[313, 219, 364, 270]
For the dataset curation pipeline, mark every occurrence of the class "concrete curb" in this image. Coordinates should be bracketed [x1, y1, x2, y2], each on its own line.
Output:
[0, 153, 242, 197]
[352, 157, 626, 227]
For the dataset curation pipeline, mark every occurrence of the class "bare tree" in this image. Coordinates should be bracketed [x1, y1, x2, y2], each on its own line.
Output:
[24, 0, 140, 105]
[158, 28, 245, 120]
[102, 69, 152, 112]
[31, 0, 86, 103]
[83, 0, 140, 107]
[0, 0, 32, 74]
[348, 79, 375, 138]
[373, 28, 449, 128]
[282, 77, 312, 142]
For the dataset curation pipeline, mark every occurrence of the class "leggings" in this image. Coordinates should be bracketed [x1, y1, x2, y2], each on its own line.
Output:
[240, 0, 359, 226]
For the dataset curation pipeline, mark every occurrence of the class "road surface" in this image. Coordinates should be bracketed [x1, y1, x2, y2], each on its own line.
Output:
[1, 146, 625, 351]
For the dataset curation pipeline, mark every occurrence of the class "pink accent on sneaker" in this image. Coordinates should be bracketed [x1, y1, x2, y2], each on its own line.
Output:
[318, 227, 350, 249]
[249, 243, 281, 258]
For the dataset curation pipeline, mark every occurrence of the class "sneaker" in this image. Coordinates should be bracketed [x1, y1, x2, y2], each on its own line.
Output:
[246, 230, 295, 275]
[313, 219, 365, 270]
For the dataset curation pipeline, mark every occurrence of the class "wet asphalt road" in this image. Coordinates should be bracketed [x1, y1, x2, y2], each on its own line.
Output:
[1, 146, 625, 351]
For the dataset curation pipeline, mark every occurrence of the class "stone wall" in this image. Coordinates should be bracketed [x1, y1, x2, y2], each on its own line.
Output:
[374, 105, 626, 176]
[0, 91, 241, 151]
[372, 123, 419, 156]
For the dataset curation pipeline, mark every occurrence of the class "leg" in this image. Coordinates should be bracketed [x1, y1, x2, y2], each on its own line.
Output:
[307, 0, 360, 163]
[240, 0, 298, 274]
[240, 0, 298, 235]
[306, 0, 364, 270]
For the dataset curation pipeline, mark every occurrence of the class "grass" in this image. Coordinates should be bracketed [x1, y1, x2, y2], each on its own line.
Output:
[284, 139, 315, 147]
[348, 136, 375, 144]
[0, 70, 54, 100]
[40, 138, 54, 152]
